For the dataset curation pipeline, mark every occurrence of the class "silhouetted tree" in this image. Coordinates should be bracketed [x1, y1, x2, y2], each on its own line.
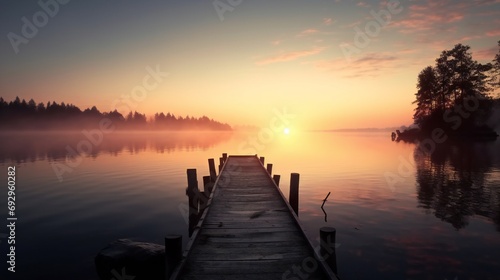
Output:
[0, 97, 231, 131]
[412, 43, 496, 134]
[490, 40, 500, 92]
[413, 66, 438, 125]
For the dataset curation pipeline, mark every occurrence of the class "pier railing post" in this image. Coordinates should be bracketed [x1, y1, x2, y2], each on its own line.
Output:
[320, 227, 338, 275]
[187, 169, 198, 195]
[259, 156, 265, 165]
[165, 235, 182, 279]
[202, 176, 210, 193]
[273, 174, 280, 187]
[208, 158, 217, 182]
[187, 169, 200, 236]
[266, 163, 273, 175]
[289, 173, 300, 215]
[222, 153, 228, 163]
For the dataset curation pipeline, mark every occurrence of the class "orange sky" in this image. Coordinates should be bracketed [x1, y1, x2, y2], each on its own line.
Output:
[1, 0, 498, 129]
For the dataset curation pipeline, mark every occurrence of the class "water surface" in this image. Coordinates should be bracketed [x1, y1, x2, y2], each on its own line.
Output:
[0, 131, 499, 280]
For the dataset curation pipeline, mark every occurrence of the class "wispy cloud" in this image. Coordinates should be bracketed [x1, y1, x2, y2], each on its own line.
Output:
[255, 47, 325, 65]
[472, 0, 500, 5]
[323, 18, 334, 26]
[297, 28, 320, 37]
[473, 46, 498, 61]
[356, 1, 371, 8]
[316, 52, 400, 78]
[392, 1, 464, 35]
[486, 29, 500, 37]
[271, 40, 282, 46]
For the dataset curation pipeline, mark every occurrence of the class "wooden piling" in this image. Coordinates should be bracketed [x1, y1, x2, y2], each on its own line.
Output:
[273, 174, 280, 187]
[187, 169, 200, 236]
[289, 173, 300, 215]
[165, 235, 182, 279]
[320, 227, 338, 275]
[219, 157, 224, 167]
[208, 158, 217, 182]
[259, 156, 265, 165]
[266, 163, 273, 175]
[222, 153, 228, 163]
[202, 176, 210, 192]
[187, 169, 198, 194]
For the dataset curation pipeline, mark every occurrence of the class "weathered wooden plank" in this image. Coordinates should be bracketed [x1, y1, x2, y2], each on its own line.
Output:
[180, 273, 286, 280]
[183, 259, 305, 274]
[195, 233, 304, 244]
[202, 221, 297, 229]
[189, 239, 309, 249]
[190, 250, 309, 261]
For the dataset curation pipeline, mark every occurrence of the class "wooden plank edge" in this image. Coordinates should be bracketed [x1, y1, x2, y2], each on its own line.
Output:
[256, 155, 340, 280]
[169, 155, 231, 280]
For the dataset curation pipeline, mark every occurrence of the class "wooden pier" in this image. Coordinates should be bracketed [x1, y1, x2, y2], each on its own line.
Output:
[169, 155, 339, 280]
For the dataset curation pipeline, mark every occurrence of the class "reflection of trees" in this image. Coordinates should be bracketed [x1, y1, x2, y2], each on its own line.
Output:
[414, 140, 500, 231]
[0, 132, 232, 163]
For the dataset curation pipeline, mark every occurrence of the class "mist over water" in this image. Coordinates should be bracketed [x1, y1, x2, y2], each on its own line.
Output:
[0, 131, 499, 280]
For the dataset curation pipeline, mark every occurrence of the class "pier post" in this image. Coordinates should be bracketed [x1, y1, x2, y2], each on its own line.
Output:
[208, 158, 217, 182]
[273, 174, 280, 187]
[187, 169, 200, 236]
[165, 235, 182, 279]
[202, 176, 210, 192]
[222, 153, 228, 163]
[266, 163, 273, 175]
[289, 173, 300, 215]
[187, 169, 198, 195]
[219, 157, 224, 168]
[320, 227, 338, 275]
[259, 156, 265, 165]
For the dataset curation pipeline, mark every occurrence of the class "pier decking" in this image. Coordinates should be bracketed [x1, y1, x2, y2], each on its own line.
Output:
[171, 155, 338, 280]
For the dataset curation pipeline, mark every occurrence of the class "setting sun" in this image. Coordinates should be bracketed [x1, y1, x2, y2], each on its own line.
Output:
[284, 128, 290, 135]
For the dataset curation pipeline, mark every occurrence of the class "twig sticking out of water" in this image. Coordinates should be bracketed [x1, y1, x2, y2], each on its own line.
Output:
[321, 192, 331, 222]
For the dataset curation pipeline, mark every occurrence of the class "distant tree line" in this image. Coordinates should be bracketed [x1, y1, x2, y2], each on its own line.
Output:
[0, 97, 231, 130]
[412, 41, 500, 135]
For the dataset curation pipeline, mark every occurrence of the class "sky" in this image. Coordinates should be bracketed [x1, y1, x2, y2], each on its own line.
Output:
[0, 0, 499, 130]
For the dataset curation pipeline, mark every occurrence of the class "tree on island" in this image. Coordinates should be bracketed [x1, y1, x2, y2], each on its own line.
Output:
[491, 40, 500, 91]
[408, 43, 499, 139]
[0, 97, 231, 131]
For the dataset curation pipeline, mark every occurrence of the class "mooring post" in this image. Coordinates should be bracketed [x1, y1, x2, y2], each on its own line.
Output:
[320, 227, 338, 275]
[222, 153, 228, 163]
[165, 235, 182, 279]
[186, 169, 198, 195]
[266, 163, 273, 175]
[289, 173, 300, 215]
[219, 157, 224, 168]
[202, 176, 210, 193]
[208, 158, 217, 182]
[273, 174, 281, 187]
[259, 156, 265, 165]
[187, 169, 199, 235]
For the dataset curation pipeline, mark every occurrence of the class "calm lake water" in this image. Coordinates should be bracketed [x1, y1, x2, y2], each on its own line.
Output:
[0, 130, 499, 280]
